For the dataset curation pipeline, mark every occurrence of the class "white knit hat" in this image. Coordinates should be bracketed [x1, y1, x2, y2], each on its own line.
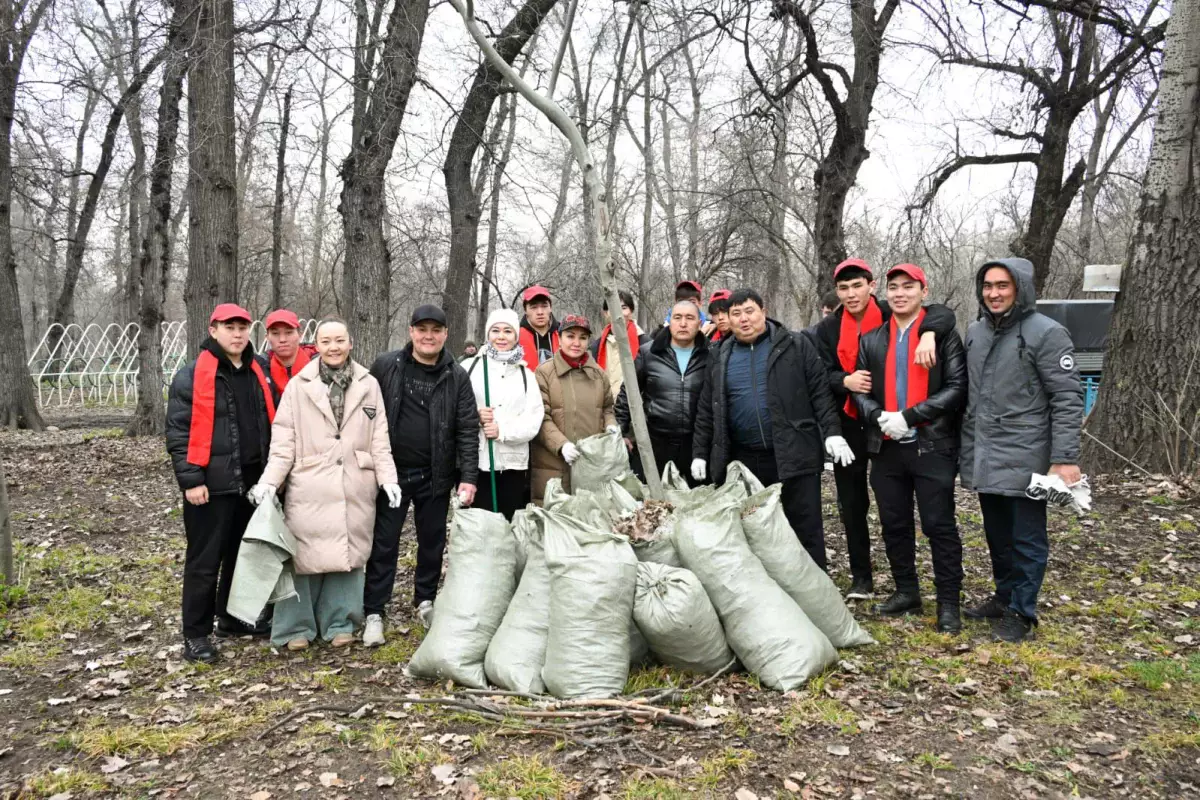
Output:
[485, 308, 520, 335]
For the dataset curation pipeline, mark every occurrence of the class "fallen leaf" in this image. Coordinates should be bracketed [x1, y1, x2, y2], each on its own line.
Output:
[981, 717, 1000, 729]
[827, 744, 851, 757]
[735, 789, 758, 800]
[318, 772, 340, 787]
[376, 776, 395, 788]
[100, 755, 130, 774]
[783, 778, 801, 793]
[249, 792, 271, 800]
[47, 697, 78, 706]
[431, 763, 458, 785]
[994, 733, 1020, 755]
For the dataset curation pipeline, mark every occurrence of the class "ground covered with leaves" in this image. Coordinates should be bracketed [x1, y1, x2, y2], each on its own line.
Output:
[1, 418, 1198, 798]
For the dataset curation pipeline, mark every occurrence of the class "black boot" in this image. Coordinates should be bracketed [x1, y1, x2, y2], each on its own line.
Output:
[846, 576, 874, 601]
[936, 603, 962, 634]
[874, 590, 923, 616]
[991, 610, 1036, 643]
[183, 636, 219, 663]
[964, 596, 1007, 620]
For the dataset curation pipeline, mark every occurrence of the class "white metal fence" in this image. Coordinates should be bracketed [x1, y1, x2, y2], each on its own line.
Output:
[27, 319, 317, 408]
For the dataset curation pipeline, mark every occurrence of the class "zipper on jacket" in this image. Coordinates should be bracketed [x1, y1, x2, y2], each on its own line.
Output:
[749, 342, 767, 447]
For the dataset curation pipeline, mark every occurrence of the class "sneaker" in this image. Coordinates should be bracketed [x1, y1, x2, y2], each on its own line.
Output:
[936, 603, 962, 634]
[991, 610, 1036, 643]
[964, 596, 1007, 620]
[330, 633, 355, 648]
[416, 600, 435, 630]
[846, 578, 874, 601]
[183, 636, 219, 663]
[874, 590, 923, 617]
[286, 638, 309, 651]
[362, 614, 385, 647]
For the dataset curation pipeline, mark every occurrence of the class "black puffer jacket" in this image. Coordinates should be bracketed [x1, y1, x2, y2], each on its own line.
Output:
[693, 320, 841, 483]
[853, 321, 967, 455]
[615, 328, 709, 440]
[166, 339, 273, 495]
[370, 344, 480, 494]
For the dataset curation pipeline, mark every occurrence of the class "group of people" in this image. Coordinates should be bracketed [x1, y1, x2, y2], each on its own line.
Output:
[165, 256, 1082, 663]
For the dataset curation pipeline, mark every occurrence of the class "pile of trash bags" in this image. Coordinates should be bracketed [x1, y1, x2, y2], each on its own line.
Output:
[406, 431, 874, 698]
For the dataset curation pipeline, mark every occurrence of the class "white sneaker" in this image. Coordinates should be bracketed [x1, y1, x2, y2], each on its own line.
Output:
[362, 614, 385, 647]
[417, 600, 435, 630]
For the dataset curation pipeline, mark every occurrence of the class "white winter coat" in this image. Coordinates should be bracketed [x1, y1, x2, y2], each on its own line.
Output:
[463, 354, 544, 472]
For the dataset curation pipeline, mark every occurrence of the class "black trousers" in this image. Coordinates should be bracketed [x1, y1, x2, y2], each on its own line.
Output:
[868, 441, 963, 603]
[364, 468, 452, 614]
[632, 434, 701, 487]
[979, 493, 1048, 620]
[180, 464, 261, 639]
[731, 446, 827, 571]
[475, 468, 529, 521]
[832, 418, 873, 583]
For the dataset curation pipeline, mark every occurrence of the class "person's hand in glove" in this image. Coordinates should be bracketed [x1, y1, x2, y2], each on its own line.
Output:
[877, 410, 911, 440]
[605, 424, 622, 437]
[247, 483, 277, 506]
[824, 436, 855, 467]
[382, 483, 402, 509]
[561, 442, 581, 464]
[691, 458, 707, 482]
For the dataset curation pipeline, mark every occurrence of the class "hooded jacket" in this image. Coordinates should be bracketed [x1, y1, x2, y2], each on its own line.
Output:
[692, 319, 840, 484]
[462, 352, 545, 472]
[615, 326, 709, 441]
[370, 344, 480, 494]
[519, 315, 559, 373]
[960, 258, 1084, 497]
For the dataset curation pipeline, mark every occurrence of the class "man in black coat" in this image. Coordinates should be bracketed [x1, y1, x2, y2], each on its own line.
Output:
[166, 303, 276, 663]
[362, 304, 480, 646]
[854, 265, 967, 633]
[691, 289, 854, 569]
[616, 300, 709, 485]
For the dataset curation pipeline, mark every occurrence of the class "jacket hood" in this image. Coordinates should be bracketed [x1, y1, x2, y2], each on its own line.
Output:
[650, 323, 708, 354]
[976, 257, 1036, 319]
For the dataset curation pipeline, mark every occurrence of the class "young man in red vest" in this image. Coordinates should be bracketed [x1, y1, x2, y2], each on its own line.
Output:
[257, 308, 317, 399]
[813, 259, 957, 601]
[518, 285, 559, 372]
[166, 304, 277, 662]
[853, 265, 967, 633]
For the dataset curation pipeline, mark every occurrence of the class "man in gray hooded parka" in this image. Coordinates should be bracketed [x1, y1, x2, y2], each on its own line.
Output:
[960, 258, 1084, 643]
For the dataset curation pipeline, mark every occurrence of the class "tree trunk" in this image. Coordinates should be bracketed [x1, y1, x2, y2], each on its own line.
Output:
[340, 0, 431, 360]
[442, 0, 559, 354]
[127, 1, 191, 437]
[475, 92, 520, 337]
[185, 0, 240, 356]
[0, 454, 11, 583]
[271, 86, 292, 310]
[54, 88, 100, 328]
[1084, 0, 1200, 477]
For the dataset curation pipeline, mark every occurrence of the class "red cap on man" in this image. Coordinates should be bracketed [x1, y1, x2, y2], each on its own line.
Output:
[210, 303, 252, 323]
[522, 285, 552, 304]
[264, 309, 300, 329]
[833, 258, 872, 280]
[886, 263, 928, 287]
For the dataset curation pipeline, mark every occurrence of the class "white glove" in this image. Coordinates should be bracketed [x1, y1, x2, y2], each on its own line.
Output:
[606, 425, 622, 437]
[561, 442, 581, 464]
[382, 483, 402, 509]
[691, 458, 707, 482]
[1026, 473, 1092, 515]
[824, 436, 855, 468]
[877, 410, 912, 441]
[247, 483, 276, 506]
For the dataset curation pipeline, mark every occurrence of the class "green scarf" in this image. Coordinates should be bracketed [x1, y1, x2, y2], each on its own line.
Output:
[319, 360, 354, 428]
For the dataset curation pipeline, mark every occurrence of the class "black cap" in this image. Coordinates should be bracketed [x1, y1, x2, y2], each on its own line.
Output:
[410, 304, 447, 326]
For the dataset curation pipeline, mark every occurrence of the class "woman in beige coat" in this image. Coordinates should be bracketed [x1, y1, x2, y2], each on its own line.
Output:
[250, 318, 401, 650]
[531, 314, 618, 504]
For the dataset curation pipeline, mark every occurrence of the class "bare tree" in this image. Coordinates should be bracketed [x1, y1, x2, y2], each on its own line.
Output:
[1085, 0, 1200, 476]
[0, 452, 10, 583]
[271, 85, 292, 309]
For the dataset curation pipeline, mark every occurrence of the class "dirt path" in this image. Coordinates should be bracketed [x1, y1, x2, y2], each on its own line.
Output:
[1, 428, 1197, 798]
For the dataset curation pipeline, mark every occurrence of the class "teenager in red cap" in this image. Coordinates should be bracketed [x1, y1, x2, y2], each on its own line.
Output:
[258, 309, 317, 399]
[517, 285, 559, 371]
[705, 289, 732, 342]
[853, 264, 966, 633]
[166, 303, 277, 662]
[812, 258, 956, 602]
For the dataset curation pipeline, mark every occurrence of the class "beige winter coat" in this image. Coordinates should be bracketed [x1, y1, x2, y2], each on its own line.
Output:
[531, 352, 616, 504]
[261, 358, 398, 575]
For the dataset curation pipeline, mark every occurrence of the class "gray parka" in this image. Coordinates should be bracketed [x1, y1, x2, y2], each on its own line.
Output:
[960, 258, 1084, 497]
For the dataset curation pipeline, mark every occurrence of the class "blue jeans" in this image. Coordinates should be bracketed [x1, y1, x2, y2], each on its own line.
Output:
[978, 494, 1048, 620]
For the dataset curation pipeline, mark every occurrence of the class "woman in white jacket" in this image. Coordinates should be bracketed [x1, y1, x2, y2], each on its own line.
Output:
[464, 309, 545, 519]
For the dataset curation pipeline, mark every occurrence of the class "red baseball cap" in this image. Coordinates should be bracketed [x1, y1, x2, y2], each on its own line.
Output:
[210, 303, 252, 323]
[834, 258, 872, 280]
[264, 309, 300, 329]
[886, 263, 928, 287]
[522, 285, 552, 303]
[676, 280, 702, 294]
[708, 289, 731, 303]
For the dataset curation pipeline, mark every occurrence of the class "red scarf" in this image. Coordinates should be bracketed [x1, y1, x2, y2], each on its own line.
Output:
[837, 298, 883, 417]
[561, 351, 588, 370]
[269, 346, 312, 393]
[596, 320, 640, 370]
[187, 350, 277, 467]
[884, 308, 929, 421]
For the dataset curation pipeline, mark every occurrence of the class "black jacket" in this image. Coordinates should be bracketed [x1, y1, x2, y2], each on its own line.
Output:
[853, 321, 967, 455]
[693, 320, 841, 484]
[615, 328, 709, 440]
[370, 344, 480, 493]
[813, 300, 958, 419]
[166, 339, 273, 495]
